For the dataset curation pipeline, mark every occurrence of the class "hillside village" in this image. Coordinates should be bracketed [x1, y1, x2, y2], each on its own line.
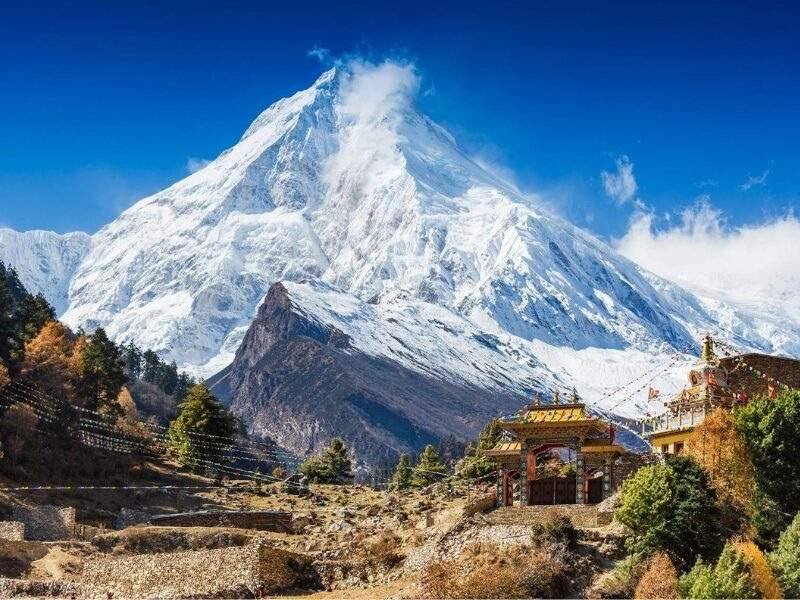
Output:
[1, 259, 800, 599]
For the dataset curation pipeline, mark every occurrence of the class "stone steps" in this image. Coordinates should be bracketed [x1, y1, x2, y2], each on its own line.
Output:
[486, 505, 611, 528]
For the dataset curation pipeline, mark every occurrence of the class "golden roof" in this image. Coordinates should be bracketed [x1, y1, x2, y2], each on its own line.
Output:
[484, 440, 521, 457]
[520, 405, 587, 423]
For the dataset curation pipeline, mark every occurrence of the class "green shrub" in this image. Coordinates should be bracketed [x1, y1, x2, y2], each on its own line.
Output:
[299, 437, 354, 484]
[615, 456, 722, 570]
[735, 390, 800, 542]
[679, 542, 759, 599]
[770, 512, 800, 598]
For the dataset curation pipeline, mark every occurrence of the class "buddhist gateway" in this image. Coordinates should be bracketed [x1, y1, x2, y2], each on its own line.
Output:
[487, 334, 800, 507]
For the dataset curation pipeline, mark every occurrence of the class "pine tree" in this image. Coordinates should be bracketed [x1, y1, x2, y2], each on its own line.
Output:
[391, 453, 413, 490]
[456, 419, 503, 479]
[679, 543, 759, 599]
[770, 512, 800, 597]
[75, 328, 127, 415]
[15, 293, 56, 347]
[299, 437, 354, 484]
[122, 342, 143, 380]
[412, 444, 447, 488]
[168, 381, 234, 468]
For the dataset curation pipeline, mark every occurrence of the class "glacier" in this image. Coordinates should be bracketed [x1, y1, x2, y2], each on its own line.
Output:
[3, 63, 799, 422]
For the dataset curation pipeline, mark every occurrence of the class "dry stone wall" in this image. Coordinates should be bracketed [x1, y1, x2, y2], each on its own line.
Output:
[10, 505, 75, 541]
[0, 521, 25, 541]
[80, 541, 314, 598]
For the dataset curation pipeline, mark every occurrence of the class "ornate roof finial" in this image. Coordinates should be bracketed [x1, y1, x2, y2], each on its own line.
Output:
[533, 392, 542, 406]
[571, 387, 580, 403]
[553, 389, 560, 405]
[700, 333, 717, 364]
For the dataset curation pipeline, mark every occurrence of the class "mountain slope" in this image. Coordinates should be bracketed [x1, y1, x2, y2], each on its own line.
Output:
[2, 63, 797, 450]
[0, 228, 91, 314]
[57, 65, 773, 372]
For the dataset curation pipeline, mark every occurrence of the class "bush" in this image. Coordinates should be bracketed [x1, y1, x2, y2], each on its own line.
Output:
[770, 512, 800, 598]
[531, 510, 579, 549]
[419, 543, 570, 599]
[590, 553, 647, 599]
[615, 456, 722, 570]
[679, 542, 758, 599]
[365, 532, 404, 569]
[634, 552, 678, 599]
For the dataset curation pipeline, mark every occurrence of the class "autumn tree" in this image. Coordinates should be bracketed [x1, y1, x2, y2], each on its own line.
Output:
[687, 408, 754, 531]
[20, 321, 74, 397]
[0, 361, 9, 389]
[635, 552, 678, 599]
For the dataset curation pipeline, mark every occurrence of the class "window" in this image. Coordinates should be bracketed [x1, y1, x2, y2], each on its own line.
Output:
[674, 442, 684, 455]
[661, 444, 669, 454]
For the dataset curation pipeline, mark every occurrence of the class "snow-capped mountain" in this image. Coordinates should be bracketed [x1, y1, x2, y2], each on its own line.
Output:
[3, 63, 799, 430]
[0, 228, 91, 314]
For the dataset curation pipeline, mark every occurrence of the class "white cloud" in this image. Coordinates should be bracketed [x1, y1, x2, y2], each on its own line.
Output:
[740, 168, 770, 190]
[615, 199, 800, 317]
[307, 46, 332, 64]
[338, 59, 419, 125]
[186, 157, 210, 174]
[601, 155, 638, 205]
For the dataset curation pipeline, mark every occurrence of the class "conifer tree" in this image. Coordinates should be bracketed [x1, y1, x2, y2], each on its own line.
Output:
[457, 419, 502, 479]
[679, 543, 758, 599]
[770, 512, 800, 598]
[168, 381, 234, 467]
[300, 437, 354, 484]
[74, 328, 126, 415]
[391, 453, 413, 490]
[412, 444, 447, 488]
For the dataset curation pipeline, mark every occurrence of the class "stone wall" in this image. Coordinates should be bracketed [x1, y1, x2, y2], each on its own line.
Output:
[0, 521, 25, 541]
[80, 541, 314, 599]
[461, 493, 497, 518]
[10, 505, 76, 541]
[148, 510, 292, 532]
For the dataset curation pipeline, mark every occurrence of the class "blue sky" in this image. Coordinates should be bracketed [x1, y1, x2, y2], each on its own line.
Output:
[1, 1, 798, 240]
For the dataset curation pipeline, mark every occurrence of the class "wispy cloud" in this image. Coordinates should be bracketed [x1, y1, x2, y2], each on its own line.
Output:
[615, 198, 800, 315]
[697, 178, 718, 188]
[601, 155, 638, 205]
[307, 46, 334, 65]
[186, 157, 210, 174]
[740, 168, 770, 191]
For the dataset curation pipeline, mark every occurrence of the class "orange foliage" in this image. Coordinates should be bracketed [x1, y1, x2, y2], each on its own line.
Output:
[634, 552, 678, 599]
[735, 541, 783, 599]
[687, 408, 754, 513]
[0, 361, 9, 389]
[21, 320, 74, 397]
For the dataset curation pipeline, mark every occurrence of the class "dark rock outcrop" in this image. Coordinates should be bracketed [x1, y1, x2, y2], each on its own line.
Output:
[209, 283, 526, 467]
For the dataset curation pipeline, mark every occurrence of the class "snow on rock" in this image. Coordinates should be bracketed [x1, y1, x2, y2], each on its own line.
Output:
[0, 228, 91, 314]
[2, 63, 798, 423]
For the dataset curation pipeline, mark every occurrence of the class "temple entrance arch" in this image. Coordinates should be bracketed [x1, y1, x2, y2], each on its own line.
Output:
[487, 398, 630, 508]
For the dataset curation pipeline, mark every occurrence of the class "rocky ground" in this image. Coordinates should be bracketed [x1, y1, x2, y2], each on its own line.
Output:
[0, 465, 629, 598]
